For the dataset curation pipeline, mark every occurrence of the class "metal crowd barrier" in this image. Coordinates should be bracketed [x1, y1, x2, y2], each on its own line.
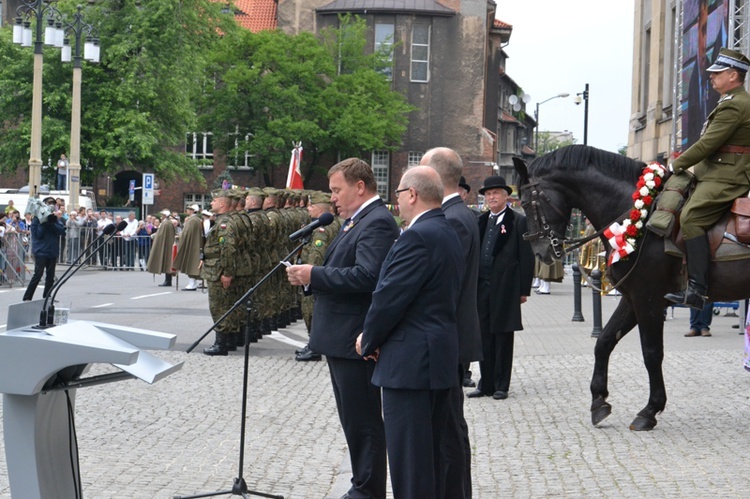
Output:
[59, 227, 156, 271]
[0, 232, 31, 287]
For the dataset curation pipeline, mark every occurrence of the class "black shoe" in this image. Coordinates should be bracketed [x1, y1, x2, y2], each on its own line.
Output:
[492, 391, 508, 400]
[466, 390, 487, 398]
[158, 282, 172, 287]
[463, 377, 476, 388]
[203, 343, 228, 356]
[296, 349, 322, 361]
[296, 344, 310, 355]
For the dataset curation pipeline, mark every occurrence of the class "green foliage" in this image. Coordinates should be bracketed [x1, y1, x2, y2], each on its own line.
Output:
[199, 14, 414, 180]
[0, 0, 236, 181]
[536, 132, 577, 155]
[0, 5, 412, 186]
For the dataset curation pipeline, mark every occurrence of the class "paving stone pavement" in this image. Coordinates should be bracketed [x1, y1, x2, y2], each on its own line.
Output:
[1, 272, 749, 498]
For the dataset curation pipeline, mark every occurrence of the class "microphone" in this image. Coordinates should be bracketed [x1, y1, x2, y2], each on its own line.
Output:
[289, 212, 334, 242]
[37, 220, 127, 328]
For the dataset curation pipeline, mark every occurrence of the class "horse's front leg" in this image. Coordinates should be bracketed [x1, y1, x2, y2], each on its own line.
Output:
[591, 297, 638, 426]
[629, 304, 668, 431]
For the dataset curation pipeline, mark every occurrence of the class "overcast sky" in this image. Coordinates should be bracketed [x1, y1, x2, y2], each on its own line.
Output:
[496, 0, 636, 153]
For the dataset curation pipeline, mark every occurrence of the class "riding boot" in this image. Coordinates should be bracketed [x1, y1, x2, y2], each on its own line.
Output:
[665, 234, 709, 311]
[158, 273, 173, 287]
[203, 333, 229, 356]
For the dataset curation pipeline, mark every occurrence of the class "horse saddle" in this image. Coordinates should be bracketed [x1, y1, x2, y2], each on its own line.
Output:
[666, 197, 750, 262]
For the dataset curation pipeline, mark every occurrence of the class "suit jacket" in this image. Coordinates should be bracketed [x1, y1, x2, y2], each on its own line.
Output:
[361, 209, 464, 390]
[674, 85, 750, 186]
[308, 199, 399, 359]
[477, 208, 534, 333]
[442, 196, 483, 364]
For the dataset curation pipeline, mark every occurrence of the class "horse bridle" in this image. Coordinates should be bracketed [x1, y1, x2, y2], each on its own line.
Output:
[519, 180, 568, 259]
[519, 178, 630, 258]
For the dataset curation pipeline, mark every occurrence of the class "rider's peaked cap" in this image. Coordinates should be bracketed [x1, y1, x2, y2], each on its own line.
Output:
[707, 47, 750, 73]
[478, 175, 513, 195]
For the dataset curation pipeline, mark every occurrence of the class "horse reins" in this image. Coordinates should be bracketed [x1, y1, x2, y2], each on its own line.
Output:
[519, 178, 644, 289]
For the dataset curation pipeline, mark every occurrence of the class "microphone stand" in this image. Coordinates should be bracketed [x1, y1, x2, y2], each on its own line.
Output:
[36, 222, 124, 329]
[177, 237, 310, 499]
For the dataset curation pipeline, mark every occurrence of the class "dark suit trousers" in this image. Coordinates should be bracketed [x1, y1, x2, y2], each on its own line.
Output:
[382, 387, 450, 499]
[477, 330, 514, 393]
[439, 365, 472, 499]
[327, 357, 387, 499]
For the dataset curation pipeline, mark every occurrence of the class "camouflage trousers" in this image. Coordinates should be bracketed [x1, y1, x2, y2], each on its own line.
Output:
[207, 279, 239, 335]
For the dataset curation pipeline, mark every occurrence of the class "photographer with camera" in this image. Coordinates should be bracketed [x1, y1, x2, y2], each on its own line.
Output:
[22, 197, 66, 301]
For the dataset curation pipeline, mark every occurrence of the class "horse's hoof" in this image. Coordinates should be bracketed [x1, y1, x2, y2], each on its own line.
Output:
[591, 402, 612, 426]
[629, 414, 657, 431]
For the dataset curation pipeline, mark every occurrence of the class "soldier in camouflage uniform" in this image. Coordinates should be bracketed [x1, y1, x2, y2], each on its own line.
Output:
[201, 190, 239, 356]
[296, 191, 338, 361]
[263, 188, 285, 329]
[246, 189, 274, 335]
[228, 189, 257, 347]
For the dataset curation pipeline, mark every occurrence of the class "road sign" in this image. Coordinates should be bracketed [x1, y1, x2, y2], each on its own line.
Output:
[142, 173, 154, 205]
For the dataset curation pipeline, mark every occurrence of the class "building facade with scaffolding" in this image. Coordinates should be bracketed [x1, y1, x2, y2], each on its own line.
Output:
[628, 0, 750, 163]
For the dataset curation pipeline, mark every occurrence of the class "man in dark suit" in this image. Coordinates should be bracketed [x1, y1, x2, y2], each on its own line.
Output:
[468, 176, 534, 400]
[287, 158, 398, 499]
[421, 147, 482, 499]
[356, 165, 464, 499]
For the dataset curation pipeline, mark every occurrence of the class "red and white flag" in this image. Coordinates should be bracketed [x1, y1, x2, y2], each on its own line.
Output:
[286, 142, 304, 190]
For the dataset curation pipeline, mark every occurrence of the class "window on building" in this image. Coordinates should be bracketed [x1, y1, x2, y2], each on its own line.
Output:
[227, 131, 254, 171]
[407, 151, 423, 166]
[411, 25, 430, 83]
[183, 193, 211, 212]
[186, 132, 213, 169]
[371, 150, 390, 199]
[504, 127, 516, 153]
[375, 23, 395, 81]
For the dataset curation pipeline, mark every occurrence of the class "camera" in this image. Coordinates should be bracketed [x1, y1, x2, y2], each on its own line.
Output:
[25, 197, 55, 223]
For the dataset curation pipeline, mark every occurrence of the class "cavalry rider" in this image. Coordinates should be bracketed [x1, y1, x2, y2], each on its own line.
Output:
[666, 48, 750, 310]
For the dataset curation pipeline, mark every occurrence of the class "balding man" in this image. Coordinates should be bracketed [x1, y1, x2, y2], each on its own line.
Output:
[421, 147, 482, 499]
[357, 166, 464, 499]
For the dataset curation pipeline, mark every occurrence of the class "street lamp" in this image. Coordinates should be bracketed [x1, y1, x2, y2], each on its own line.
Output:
[61, 5, 100, 210]
[574, 83, 590, 145]
[13, 0, 64, 198]
[534, 93, 570, 154]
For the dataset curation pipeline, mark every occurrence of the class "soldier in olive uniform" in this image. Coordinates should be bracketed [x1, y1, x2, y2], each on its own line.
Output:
[202, 190, 240, 356]
[228, 190, 257, 347]
[666, 48, 750, 310]
[263, 188, 285, 329]
[246, 189, 274, 335]
[296, 191, 336, 361]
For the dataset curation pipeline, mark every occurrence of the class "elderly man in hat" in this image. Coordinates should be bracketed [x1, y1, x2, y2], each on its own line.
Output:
[468, 176, 534, 401]
[665, 48, 750, 310]
[147, 208, 176, 286]
[173, 204, 204, 291]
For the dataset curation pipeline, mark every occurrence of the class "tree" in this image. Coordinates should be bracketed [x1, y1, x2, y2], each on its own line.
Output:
[198, 15, 415, 185]
[0, 0, 237, 183]
[536, 131, 576, 155]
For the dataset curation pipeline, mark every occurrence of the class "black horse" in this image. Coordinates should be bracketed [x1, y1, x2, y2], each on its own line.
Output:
[513, 144, 750, 431]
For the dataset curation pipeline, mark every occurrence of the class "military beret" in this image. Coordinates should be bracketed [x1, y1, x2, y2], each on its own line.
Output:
[309, 191, 332, 205]
[212, 189, 231, 199]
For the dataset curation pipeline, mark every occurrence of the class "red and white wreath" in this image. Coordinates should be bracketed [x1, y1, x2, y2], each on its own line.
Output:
[605, 162, 666, 264]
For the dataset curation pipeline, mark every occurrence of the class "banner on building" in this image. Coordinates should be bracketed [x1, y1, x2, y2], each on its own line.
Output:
[681, 0, 729, 149]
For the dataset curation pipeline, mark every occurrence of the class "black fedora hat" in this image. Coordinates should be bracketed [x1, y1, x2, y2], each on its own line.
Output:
[459, 176, 471, 193]
[478, 175, 512, 195]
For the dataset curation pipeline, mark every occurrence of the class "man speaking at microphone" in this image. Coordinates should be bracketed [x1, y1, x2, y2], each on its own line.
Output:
[287, 158, 398, 499]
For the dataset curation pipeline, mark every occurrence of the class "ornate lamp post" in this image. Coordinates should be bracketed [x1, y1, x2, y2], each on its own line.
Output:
[13, 0, 64, 198]
[534, 93, 569, 154]
[61, 5, 100, 210]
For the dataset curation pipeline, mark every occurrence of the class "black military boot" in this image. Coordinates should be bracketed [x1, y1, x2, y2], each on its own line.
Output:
[235, 329, 246, 348]
[248, 320, 260, 343]
[158, 273, 173, 287]
[226, 332, 238, 351]
[665, 234, 709, 311]
[203, 333, 229, 356]
[261, 317, 272, 336]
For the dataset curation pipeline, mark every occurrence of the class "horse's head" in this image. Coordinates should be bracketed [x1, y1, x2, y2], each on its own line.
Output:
[513, 156, 570, 265]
